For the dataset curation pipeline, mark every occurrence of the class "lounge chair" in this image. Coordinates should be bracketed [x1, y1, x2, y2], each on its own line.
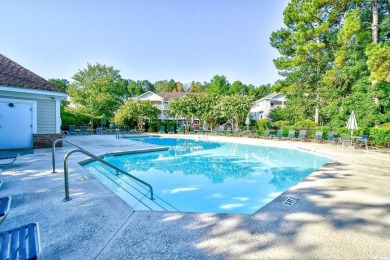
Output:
[292, 130, 307, 141]
[158, 126, 165, 134]
[0, 223, 42, 260]
[248, 128, 258, 138]
[0, 153, 19, 167]
[258, 130, 271, 139]
[232, 129, 242, 137]
[324, 131, 338, 145]
[178, 126, 185, 134]
[282, 130, 296, 141]
[0, 196, 11, 224]
[68, 125, 77, 135]
[355, 135, 377, 151]
[168, 126, 175, 134]
[340, 134, 353, 149]
[309, 131, 323, 143]
[189, 126, 196, 134]
[215, 127, 224, 136]
[79, 126, 88, 134]
[197, 127, 204, 135]
[272, 130, 283, 140]
[224, 128, 232, 136]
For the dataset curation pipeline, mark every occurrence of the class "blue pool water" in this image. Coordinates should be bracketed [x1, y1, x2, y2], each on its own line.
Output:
[85, 137, 330, 214]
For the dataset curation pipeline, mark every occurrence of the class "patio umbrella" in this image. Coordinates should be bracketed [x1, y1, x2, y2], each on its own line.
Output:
[245, 114, 251, 131]
[100, 115, 106, 127]
[346, 110, 358, 137]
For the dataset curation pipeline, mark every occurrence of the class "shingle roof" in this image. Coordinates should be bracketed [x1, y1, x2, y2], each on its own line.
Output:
[0, 54, 65, 93]
[261, 92, 280, 100]
[157, 92, 187, 99]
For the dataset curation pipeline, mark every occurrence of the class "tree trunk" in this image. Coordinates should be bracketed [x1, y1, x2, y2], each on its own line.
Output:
[371, 0, 379, 44]
[371, 0, 379, 104]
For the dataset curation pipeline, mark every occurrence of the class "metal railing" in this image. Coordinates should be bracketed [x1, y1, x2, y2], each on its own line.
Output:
[52, 139, 84, 173]
[63, 149, 154, 202]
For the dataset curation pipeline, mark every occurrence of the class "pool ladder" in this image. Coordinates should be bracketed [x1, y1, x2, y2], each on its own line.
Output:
[51, 139, 156, 205]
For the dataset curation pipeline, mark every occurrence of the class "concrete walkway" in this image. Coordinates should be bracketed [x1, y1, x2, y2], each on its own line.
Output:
[0, 134, 389, 259]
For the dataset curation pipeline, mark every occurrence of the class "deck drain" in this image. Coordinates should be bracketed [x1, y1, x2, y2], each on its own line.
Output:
[282, 197, 298, 207]
[78, 176, 88, 181]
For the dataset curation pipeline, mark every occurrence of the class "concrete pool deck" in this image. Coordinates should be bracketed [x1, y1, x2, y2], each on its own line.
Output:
[0, 134, 389, 259]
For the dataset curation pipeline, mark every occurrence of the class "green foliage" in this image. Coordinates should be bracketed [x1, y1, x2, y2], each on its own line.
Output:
[369, 123, 390, 145]
[270, 0, 390, 127]
[256, 119, 271, 135]
[281, 126, 291, 137]
[294, 120, 317, 130]
[204, 75, 230, 95]
[115, 100, 160, 132]
[49, 78, 70, 92]
[215, 94, 254, 129]
[366, 43, 390, 83]
[68, 63, 128, 118]
[61, 111, 92, 130]
[167, 121, 177, 132]
[148, 121, 158, 132]
[273, 120, 290, 129]
[269, 107, 288, 123]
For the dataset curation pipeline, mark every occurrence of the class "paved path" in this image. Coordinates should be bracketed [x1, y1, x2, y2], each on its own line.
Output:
[0, 134, 389, 259]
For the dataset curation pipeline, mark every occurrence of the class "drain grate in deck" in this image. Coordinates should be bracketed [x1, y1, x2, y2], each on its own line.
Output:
[282, 197, 298, 207]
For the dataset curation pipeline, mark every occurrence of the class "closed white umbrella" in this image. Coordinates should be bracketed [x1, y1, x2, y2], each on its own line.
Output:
[245, 114, 250, 131]
[346, 110, 358, 137]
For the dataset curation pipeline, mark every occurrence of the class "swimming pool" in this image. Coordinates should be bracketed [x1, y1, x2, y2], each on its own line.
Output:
[84, 137, 330, 214]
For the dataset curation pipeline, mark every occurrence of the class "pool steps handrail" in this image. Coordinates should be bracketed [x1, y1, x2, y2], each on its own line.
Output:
[90, 163, 178, 211]
[88, 164, 155, 211]
[62, 149, 154, 202]
[52, 138, 84, 173]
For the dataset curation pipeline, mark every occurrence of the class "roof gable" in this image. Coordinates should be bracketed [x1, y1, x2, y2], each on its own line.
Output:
[134, 91, 164, 101]
[0, 54, 65, 93]
[255, 93, 284, 102]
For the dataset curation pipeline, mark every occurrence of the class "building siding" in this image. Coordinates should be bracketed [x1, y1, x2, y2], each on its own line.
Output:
[37, 99, 56, 133]
[0, 90, 56, 133]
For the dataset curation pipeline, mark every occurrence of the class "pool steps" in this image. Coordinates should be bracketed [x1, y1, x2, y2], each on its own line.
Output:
[85, 164, 178, 212]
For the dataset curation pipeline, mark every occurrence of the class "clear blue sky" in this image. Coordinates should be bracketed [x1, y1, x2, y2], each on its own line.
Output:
[0, 0, 289, 87]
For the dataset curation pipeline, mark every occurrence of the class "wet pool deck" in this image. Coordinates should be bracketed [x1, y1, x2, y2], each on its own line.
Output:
[0, 134, 389, 259]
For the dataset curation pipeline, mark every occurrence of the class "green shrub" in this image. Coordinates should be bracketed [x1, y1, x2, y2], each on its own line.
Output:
[281, 125, 291, 137]
[294, 120, 317, 130]
[274, 120, 290, 129]
[61, 111, 92, 130]
[256, 119, 271, 135]
[148, 121, 158, 132]
[370, 123, 390, 145]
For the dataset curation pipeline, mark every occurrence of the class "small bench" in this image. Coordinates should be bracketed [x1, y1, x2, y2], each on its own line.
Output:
[0, 153, 19, 167]
[0, 197, 11, 224]
[0, 223, 41, 260]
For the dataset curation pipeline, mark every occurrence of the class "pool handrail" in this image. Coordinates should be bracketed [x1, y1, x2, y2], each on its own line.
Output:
[63, 149, 154, 202]
[52, 138, 84, 173]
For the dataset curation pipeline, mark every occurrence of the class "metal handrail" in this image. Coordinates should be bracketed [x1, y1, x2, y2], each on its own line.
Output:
[52, 138, 84, 173]
[63, 149, 154, 202]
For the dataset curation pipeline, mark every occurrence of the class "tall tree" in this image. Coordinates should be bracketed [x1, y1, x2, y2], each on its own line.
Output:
[270, 0, 346, 123]
[230, 81, 249, 95]
[68, 63, 127, 118]
[204, 75, 230, 95]
[189, 81, 204, 92]
[48, 78, 70, 92]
